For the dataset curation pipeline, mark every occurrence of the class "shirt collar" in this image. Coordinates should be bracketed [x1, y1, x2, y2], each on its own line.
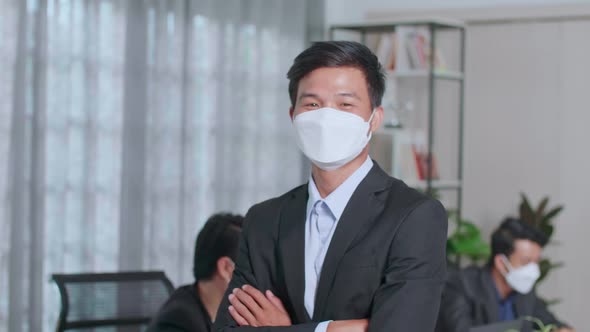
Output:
[307, 157, 374, 221]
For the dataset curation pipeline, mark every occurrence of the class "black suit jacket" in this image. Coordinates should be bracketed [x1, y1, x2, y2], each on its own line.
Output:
[147, 283, 212, 332]
[435, 266, 568, 332]
[213, 162, 448, 332]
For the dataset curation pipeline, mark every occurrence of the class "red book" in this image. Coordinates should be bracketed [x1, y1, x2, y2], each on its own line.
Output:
[411, 145, 425, 180]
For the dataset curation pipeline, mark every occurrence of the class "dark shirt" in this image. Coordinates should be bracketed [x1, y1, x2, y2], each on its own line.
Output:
[147, 283, 212, 332]
[492, 277, 516, 322]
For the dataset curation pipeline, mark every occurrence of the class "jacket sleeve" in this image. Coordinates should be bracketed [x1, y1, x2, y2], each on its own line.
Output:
[367, 198, 449, 332]
[435, 270, 474, 332]
[212, 206, 318, 332]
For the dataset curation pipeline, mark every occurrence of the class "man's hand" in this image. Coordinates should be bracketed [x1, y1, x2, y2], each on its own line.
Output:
[327, 319, 369, 332]
[228, 285, 292, 327]
[557, 328, 575, 332]
[227, 284, 369, 331]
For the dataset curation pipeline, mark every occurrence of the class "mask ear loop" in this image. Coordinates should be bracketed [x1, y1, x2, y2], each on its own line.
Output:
[500, 254, 513, 276]
[366, 109, 376, 138]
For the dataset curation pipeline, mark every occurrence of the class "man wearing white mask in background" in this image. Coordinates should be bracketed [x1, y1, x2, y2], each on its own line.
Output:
[436, 218, 574, 332]
[213, 41, 448, 332]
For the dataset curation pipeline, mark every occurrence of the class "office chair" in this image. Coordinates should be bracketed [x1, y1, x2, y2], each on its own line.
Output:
[52, 271, 174, 332]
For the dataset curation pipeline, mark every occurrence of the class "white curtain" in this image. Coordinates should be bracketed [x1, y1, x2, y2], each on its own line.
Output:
[0, 0, 307, 331]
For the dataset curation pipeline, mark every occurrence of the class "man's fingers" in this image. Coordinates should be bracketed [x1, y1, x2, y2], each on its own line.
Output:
[228, 293, 258, 327]
[228, 305, 249, 326]
[266, 290, 287, 313]
[242, 285, 272, 309]
[233, 288, 263, 317]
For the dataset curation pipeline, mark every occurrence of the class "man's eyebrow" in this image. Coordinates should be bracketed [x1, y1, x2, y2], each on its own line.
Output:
[298, 93, 320, 101]
[336, 92, 361, 100]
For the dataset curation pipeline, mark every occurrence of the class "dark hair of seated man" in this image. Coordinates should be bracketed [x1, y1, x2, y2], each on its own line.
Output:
[436, 218, 573, 332]
[147, 213, 244, 332]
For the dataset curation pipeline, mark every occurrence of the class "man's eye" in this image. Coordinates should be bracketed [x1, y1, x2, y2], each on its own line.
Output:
[341, 103, 353, 107]
[306, 103, 319, 107]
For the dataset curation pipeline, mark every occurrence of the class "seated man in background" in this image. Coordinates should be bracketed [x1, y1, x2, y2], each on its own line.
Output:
[148, 213, 244, 332]
[436, 218, 574, 332]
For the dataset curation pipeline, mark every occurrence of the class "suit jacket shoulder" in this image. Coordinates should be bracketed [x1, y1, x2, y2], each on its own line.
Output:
[375, 173, 446, 246]
[243, 184, 306, 237]
[384, 177, 438, 215]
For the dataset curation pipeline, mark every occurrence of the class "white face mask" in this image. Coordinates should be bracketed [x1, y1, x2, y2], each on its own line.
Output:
[501, 255, 540, 294]
[293, 107, 374, 171]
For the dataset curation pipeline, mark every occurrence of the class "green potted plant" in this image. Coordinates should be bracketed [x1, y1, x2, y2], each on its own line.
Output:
[506, 316, 557, 332]
[446, 212, 490, 266]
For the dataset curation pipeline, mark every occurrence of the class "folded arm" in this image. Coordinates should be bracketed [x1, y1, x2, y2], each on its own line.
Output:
[212, 207, 318, 332]
[213, 206, 369, 332]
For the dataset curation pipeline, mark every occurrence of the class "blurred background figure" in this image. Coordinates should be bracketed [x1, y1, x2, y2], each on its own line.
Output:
[436, 218, 574, 332]
[147, 213, 244, 332]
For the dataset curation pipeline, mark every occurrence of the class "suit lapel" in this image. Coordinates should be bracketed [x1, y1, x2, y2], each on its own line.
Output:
[278, 185, 309, 323]
[480, 269, 500, 323]
[312, 164, 391, 320]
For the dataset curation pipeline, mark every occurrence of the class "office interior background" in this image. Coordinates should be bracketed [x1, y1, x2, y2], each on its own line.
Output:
[0, 0, 588, 331]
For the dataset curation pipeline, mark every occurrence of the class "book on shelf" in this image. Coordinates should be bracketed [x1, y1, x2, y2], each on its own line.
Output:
[391, 130, 440, 183]
[368, 27, 447, 73]
[411, 144, 440, 181]
[411, 145, 425, 180]
[374, 33, 398, 71]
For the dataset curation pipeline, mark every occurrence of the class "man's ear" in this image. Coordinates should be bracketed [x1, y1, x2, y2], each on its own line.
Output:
[289, 106, 295, 121]
[494, 255, 508, 274]
[370, 106, 384, 132]
[216, 256, 235, 284]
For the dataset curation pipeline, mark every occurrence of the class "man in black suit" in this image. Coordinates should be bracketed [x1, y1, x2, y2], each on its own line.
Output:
[213, 41, 448, 332]
[436, 218, 574, 332]
[148, 213, 244, 332]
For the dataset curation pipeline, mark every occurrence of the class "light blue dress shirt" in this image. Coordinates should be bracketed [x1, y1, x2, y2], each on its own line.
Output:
[304, 157, 374, 332]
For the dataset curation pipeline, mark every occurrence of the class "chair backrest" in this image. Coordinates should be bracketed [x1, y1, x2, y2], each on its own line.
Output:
[52, 271, 174, 332]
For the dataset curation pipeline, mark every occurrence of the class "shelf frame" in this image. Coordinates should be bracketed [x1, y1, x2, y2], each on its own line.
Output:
[330, 19, 466, 222]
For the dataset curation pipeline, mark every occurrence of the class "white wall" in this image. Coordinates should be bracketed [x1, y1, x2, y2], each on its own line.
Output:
[326, 0, 589, 25]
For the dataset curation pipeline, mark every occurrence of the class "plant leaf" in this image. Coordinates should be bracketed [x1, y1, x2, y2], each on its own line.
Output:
[519, 193, 536, 226]
[535, 197, 549, 219]
[543, 298, 562, 307]
[524, 316, 545, 330]
[537, 259, 564, 284]
[541, 206, 564, 225]
[550, 261, 564, 269]
[539, 223, 554, 239]
[447, 220, 491, 262]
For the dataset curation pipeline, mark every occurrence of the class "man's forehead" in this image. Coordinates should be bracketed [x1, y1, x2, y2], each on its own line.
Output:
[513, 239, 542, 254]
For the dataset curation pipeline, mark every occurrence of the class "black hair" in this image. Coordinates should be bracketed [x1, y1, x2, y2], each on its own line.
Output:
[487, 217, 548, 267]
[193, 213, 244, 281]
[286, 41, 386, 109]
